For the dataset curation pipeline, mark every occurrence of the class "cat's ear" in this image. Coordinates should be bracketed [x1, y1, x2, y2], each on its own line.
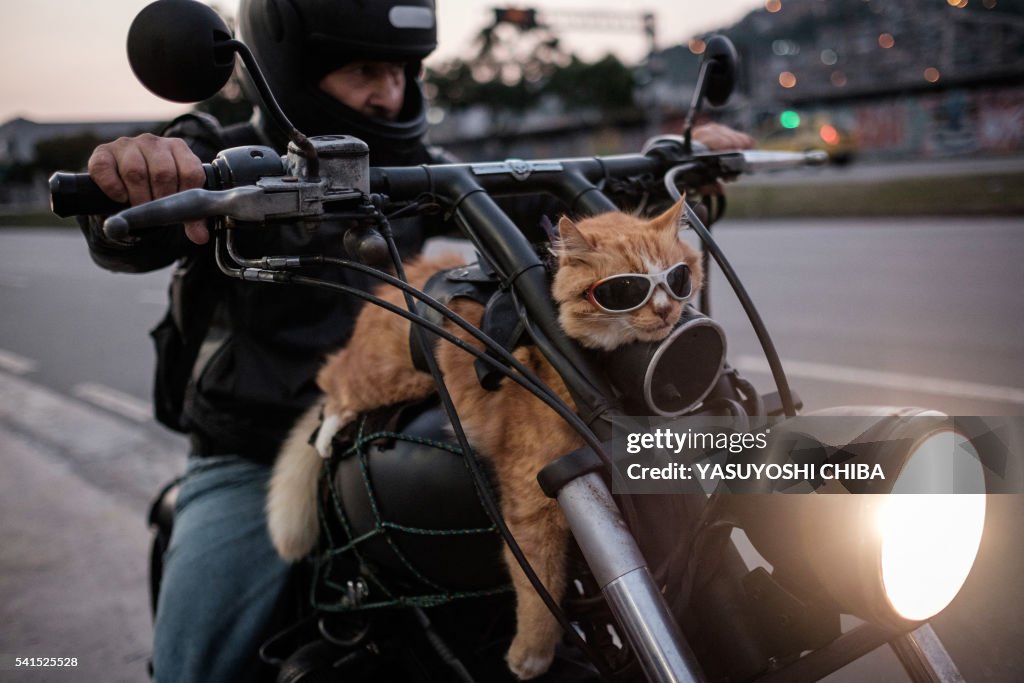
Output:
[652, 195, 688, 235]
[556, 216, 595, 261]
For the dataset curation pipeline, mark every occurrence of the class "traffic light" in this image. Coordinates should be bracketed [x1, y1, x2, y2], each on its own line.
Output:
[779, 110, 801, 129]
[494, 7, 539, 30]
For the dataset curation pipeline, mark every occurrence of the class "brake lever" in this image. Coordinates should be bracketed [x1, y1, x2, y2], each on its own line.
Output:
[104, 187, 267, 240]
[101, 177, 363, 241]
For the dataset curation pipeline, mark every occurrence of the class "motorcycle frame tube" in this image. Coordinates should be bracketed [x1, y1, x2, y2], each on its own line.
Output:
[753, 622, 965, 683]
[441, 170, 616, 431]
[753, 622, 902, 682]
[558, 472, 707, 683]
[888, 624, 967, 683]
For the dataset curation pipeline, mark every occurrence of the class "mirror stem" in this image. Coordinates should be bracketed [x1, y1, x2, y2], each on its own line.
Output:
[681, 60, 711, 153]
[227, 39, 319, 178]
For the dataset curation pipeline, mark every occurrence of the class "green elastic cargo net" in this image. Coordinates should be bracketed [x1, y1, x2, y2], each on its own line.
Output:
[310, 414, 512, 613]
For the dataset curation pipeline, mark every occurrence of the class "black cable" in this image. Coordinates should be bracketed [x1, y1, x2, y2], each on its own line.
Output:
[215, 217, 571, 424]
[665, 165, 797, 418]
[413, 608, 477, 683]
[212, 230, 587, 438]
[301, 212, 617, 468]
[279, 272, 585, 438]
[215, 232, 614, 467]
[318, 258, 561, 403]
[314, 254, 615, 469]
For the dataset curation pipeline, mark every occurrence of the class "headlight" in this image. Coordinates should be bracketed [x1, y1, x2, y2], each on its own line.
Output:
[725, 408, 987, 630]
[879, 431, 987, 621]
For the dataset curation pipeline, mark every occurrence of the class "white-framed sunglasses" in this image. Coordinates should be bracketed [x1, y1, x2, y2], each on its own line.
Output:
[584, 262, 694, 313]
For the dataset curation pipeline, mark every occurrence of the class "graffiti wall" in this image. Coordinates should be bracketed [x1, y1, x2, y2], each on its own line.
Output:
[842, 85, 1024, 159]
[436, 83, 1023, 164]
[976, 87, 1024, 154]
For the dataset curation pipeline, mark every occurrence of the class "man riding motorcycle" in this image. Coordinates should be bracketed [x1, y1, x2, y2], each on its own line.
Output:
[82, 1, 442, 679]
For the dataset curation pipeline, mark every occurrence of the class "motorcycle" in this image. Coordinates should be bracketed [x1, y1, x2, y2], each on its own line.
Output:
[50, 1, 995, 681]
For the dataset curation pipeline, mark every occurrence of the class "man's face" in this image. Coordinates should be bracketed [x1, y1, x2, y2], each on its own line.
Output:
[319, 62, 406, 121]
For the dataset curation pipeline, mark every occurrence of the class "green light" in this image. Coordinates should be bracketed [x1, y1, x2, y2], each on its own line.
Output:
[780, 110, 801, 129]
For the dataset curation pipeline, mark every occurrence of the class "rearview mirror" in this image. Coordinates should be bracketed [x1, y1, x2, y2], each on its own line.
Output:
[680, 35, 740, 148]
[127, 0, 236, 103]
[702, 35, 738, 107]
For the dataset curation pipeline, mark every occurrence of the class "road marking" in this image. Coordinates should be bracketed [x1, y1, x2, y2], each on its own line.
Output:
[0, 370, 184, 507]
[0, 348, 37, 375]
[735, 355, 1024, 406]
[71, 383, 153, 422]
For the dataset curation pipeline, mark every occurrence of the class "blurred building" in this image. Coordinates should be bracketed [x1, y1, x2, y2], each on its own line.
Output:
[0, 117, 160, 209]
[734, 0, 1022, 103]
[0, 118, 159, 166]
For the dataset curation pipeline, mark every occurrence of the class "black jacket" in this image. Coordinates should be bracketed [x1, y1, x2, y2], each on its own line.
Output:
[80, 112, 442, 463]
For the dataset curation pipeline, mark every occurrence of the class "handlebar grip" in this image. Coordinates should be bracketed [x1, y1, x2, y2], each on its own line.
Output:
[49, 167, 216, 218]
[49, 172, 127, 218]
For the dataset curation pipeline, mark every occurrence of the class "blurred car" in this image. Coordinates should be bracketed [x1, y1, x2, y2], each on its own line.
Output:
[757, 115, 857, 165]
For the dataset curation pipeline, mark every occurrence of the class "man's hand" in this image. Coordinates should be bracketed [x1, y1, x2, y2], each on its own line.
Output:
[692, 122, 754, 151]
[87, 133, 210, 244]
[687, 123, 755, 199]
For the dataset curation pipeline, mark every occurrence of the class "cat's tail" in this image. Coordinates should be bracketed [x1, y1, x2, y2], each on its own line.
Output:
[267, 402, 328, 562]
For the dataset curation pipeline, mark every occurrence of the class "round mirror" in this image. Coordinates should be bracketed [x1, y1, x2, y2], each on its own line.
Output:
[702, 35, 738, 107]
[127, 0, 236, 103]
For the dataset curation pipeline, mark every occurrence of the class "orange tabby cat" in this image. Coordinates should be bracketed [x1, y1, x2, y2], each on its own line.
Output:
[267, 197, 702, 679]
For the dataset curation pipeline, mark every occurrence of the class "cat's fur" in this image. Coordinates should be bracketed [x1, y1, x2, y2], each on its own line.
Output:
[266, 198, 702, 679]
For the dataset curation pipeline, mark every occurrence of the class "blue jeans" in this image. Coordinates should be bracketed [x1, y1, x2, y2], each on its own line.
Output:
[152, 455, 291, 683]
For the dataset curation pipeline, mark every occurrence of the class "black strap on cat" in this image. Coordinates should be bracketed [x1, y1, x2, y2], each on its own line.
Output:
[409, 263, 529, 391]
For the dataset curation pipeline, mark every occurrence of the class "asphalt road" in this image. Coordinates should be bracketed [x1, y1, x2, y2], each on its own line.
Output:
[1, 216, 1022, 681]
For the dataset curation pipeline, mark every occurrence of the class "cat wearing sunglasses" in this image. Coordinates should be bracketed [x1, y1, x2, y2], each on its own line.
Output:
[267, 197, 702, 680]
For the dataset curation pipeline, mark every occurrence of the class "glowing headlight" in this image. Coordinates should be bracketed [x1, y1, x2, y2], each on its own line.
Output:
[878, 431, 986, 621]
[726, 409, 988, 630]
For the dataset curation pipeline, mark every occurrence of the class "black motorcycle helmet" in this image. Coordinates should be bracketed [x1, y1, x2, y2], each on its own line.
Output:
[237, 0, 437, 165]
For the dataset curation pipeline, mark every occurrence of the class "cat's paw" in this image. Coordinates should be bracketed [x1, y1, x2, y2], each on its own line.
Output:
[313, 410, 355, 458]
[506, 637, 556, 680]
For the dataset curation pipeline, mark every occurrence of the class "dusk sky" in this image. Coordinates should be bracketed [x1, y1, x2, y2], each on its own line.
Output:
[1, 0, 763, 123]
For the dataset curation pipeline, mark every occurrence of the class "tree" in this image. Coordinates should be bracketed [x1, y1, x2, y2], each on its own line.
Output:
[33, 132, 109, 176]
[545, 55, 639, 116]
[425, 24, 641, 120]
